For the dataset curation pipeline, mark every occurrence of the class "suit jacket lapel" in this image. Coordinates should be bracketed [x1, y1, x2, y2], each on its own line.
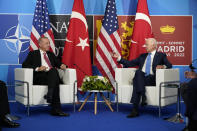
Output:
[37, 50, 42, 67]
[142, 53, 148, 66]
[152, 52, 159, 72]
[152, 52, 159, 65]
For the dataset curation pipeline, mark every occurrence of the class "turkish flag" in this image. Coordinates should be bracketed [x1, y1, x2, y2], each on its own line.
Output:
[128, 0, 154, 60]
[62, 0, 92, 87]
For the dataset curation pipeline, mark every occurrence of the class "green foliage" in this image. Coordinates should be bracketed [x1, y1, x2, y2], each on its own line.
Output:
[81, 76, 113, 91]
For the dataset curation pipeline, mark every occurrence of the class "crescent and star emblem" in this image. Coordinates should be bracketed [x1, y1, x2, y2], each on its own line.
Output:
[131, 12, 152, 48]
[66, 11, 89, 51]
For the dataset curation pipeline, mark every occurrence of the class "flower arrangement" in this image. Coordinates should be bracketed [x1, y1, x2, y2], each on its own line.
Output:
[81, 76, 112, 91]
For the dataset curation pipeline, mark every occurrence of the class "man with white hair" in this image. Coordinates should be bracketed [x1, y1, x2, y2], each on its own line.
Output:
[111, 38, 172, 118]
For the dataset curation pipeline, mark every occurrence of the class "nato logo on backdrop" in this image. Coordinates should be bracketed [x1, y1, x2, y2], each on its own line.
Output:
[0, 14, 33, 64]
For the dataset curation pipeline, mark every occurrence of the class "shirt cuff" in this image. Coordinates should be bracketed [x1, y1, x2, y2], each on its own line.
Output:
[35, 67, 39, 72]
[46, 67, 50, 71]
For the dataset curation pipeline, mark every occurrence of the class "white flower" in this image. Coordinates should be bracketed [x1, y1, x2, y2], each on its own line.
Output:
[87, 77, 90, 82]
[83, 76, 89, 82]
[97, 76, 104, 81]
[83, 77, 86, 82]
[103, 79, 107, 84]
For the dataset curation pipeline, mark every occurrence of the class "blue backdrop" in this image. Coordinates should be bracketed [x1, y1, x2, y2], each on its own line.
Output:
[0, 0, 196, 100]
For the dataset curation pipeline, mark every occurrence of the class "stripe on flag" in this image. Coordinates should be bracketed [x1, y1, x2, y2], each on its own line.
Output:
[95, 0, 122, 90]
[30, 0, 56, 54]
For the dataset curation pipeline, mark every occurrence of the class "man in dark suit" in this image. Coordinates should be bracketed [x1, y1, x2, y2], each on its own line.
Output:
[22, 37, 69, 117]
[181, 71, 197, 131]
[111, 38, 172, 118]
[0, 80, 20, 128]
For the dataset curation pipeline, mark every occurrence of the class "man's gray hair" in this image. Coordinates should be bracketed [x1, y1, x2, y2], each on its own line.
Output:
[38, 36, 49, 44]
[145, 38, 157, 48]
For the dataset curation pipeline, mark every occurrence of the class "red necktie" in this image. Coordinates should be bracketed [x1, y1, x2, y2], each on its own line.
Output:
[43, 52, 52, 69]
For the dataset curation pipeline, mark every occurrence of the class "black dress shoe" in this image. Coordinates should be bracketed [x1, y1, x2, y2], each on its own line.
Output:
[2, 117, 20, 128]
[127, 109, 139, 118]
[51, 110, 70, 117]
[44, 95, 52, 103]
[182, 126, 189, 131]
[141, 96, 147, 107]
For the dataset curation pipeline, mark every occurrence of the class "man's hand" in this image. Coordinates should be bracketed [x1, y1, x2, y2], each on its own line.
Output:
[156, 65, 165, 69]
[38, 66, 48, 71]
[110, 52, 119, 59]
[185, 71, 197, 79]
[60, 64, 67, 70]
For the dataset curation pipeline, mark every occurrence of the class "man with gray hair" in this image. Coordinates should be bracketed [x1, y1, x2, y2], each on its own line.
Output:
[23, 37, 69, 117]
[111, 38, 172, 118]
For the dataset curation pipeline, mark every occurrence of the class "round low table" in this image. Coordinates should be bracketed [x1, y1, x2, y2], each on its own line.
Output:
[78, 90, 114, 115]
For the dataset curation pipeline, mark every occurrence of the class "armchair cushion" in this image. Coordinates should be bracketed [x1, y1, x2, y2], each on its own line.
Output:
[15, 68, 77, 106]
[115, 68, 180, 106]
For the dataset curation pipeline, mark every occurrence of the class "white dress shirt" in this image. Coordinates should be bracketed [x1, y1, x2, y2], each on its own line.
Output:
[141, 50, 156, 75]
[35, 49, 50, 71]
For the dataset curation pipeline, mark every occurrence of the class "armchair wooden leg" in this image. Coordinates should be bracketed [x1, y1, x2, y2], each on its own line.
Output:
[94, 93, 98, 115]
[100, 93, 114, 112]
[78, 92, 92, 112]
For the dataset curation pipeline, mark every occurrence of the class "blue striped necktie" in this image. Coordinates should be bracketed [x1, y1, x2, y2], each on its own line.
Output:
[145, 53, 151, 76]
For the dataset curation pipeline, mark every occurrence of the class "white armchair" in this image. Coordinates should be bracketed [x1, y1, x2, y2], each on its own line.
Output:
[14, 68, 77, 116]
[115, 68, 180, 116]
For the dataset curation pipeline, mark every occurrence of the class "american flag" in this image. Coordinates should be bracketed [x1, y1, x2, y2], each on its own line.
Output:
[95, 0, 122, 88]
[30, 0, 55, 53]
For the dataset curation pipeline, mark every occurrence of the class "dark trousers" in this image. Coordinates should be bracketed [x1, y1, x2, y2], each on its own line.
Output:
[0, 80, 10, 125]
[188, 119, 197, 131]
[181, 83, 197, 131]
[181, 83, 189, 111]
[33, 68, 61, 110]
[130, 70, 156, 110]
